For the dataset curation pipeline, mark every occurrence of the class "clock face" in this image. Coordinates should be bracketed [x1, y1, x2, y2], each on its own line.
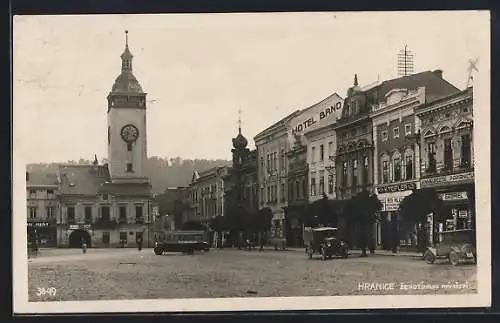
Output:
[120, 124, 139, 143]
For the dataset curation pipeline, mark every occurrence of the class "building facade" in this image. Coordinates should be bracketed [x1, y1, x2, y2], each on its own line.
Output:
[371, 87, 426, 248]
[188, 166, 229, 226]
[334, 71, 460, 246]
[284, 134, 308, 247]
[416, 87, 474, 237]
[254, 110, 302, 243]
[55, 31, 155, 248]
[26, 171, 59, 246]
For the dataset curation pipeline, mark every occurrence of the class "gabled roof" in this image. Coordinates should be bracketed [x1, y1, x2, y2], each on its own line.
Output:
[370, 70, 459, 103]
[58, 164, 110, 196]
[254, 110, 302, 140]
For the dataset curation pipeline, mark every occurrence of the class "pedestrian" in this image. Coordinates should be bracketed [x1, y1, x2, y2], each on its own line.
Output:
[137, 236, 143, 251]
[82, 239, 87, 254]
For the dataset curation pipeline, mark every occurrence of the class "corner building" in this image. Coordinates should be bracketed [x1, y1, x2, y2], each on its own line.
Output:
[415, 87, 475, 235]
[57, 32, 154, 248]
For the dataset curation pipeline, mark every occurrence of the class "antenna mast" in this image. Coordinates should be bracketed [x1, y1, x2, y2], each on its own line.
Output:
[397, 45, 415, 77]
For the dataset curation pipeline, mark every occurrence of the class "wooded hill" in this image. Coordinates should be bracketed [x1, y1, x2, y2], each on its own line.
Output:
[26, 157, 231, 194]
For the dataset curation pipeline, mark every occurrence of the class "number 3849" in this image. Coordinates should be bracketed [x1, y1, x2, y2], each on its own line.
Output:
[36, 287, 57, 297]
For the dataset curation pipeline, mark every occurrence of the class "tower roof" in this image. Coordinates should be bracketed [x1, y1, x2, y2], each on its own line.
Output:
[232, 109, 248, 149]
[110, 30, 144, 94]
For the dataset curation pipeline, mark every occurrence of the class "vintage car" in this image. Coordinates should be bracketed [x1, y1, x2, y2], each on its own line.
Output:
[153, 230, 210, 255]
[423, 229, 476, 266]
[303, 227, 348, 260]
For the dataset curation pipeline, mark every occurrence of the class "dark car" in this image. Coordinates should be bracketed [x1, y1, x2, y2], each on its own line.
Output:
[423, 229, 476, 266]
[303, 227, 348, 261]
[154, 230, 210, 255]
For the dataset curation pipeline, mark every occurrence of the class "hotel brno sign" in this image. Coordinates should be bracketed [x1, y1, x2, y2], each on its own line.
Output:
[288, 94, 344, 141]
[420, 172, 474, 188]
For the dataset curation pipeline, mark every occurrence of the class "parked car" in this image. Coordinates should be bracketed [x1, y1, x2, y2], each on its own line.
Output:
[303, 227, 348, 261]
[154, 230, 210, 255]
[423, 229, 476, 266]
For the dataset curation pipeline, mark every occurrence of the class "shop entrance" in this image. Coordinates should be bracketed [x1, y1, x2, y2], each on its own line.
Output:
[69, 229, 92, 248]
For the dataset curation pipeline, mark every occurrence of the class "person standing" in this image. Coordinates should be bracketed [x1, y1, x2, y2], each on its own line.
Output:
[137, 235, 143, 251]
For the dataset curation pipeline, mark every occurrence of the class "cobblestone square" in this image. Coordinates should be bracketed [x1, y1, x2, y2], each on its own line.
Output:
[28, 248, 477, 302]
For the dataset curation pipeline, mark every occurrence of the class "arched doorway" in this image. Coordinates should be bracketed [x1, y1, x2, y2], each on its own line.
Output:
[68, 229, 92, 248]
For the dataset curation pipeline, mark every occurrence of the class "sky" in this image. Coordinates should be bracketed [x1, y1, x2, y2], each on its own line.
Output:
[13, 11, 489, 164]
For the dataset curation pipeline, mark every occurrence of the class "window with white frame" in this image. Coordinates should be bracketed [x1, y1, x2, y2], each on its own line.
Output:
[28, 207, 37, 219]
[311, 146, 316, 162]
[404, 124, 412, 136]
[310, 172, 317, 196]
[392, 151, 402, 182]
[381, 130, 388, 142]
[328, 141, 333, 158]
[393, 126, 400, 139]
[380, 154, 390, 184]
[404, 149, 414, 180]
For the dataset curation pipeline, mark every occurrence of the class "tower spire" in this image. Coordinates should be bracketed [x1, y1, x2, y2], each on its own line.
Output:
[121, 30, 133, 72]
[238, 109, 242, 134]
[354, 74, 359, 86]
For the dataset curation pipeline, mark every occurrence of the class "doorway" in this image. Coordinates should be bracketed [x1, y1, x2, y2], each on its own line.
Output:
[68, 229, 92, 248]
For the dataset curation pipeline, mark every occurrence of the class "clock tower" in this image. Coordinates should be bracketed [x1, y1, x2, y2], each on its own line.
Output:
[106, 31, 148, 184]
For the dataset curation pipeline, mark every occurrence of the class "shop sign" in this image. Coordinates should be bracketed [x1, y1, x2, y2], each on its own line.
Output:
[439, 191, 468, 201]
[27, 222, 50, 227]
[420, 172, 474, 188]
[382, 196, 406, 212]
[68, 224, 92, 230]
[458, 210, 468, 218]
[376, 182, 417, 194]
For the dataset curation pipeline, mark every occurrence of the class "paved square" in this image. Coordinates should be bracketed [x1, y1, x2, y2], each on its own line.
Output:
[28, 248, 477, 302]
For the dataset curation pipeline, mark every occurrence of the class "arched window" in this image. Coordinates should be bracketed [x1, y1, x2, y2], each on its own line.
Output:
[404, 148, 414, 180]
[392, 151, 402, 182]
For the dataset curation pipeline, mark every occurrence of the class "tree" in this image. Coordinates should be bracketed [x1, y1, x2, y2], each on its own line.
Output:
[304, 193, 341, 227]
[399, 188, 445, 252]
[348, 190, 382, 257]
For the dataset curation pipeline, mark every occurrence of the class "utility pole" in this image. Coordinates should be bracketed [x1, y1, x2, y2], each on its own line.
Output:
[397, 45, 415, 77]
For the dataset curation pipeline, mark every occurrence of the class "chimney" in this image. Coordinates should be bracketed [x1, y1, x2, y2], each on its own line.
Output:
[433, 69, 443, 79]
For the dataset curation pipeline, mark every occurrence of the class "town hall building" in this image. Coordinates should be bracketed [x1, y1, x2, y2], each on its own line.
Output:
[28, 31, 156, 248]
